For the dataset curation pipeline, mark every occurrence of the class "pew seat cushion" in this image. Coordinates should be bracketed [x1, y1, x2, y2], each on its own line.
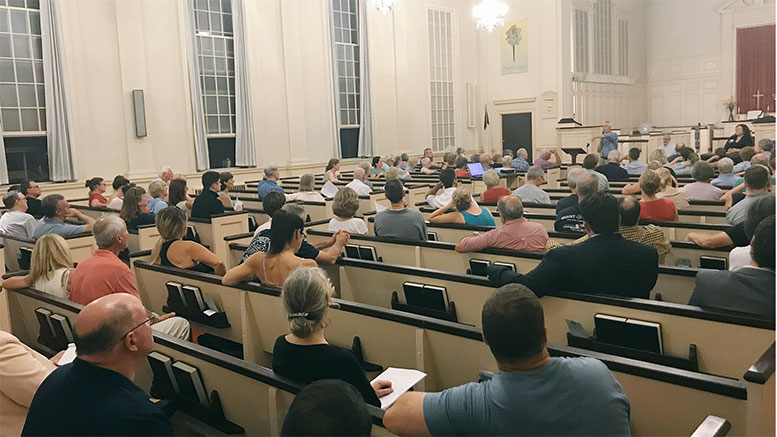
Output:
[272, 335, 380, 408]
[23, 359, 173, 436]
[422, 357, 631, 436]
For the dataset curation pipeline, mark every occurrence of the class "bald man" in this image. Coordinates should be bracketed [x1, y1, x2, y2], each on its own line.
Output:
[22, 294, 174, 436]
[345, 167, 372, 196]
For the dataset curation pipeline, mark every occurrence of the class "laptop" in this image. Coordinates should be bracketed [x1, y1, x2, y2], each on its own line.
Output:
[466, 162, 485, 177]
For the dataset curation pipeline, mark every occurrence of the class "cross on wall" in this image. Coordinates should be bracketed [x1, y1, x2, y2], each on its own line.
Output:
[753, 90, 764, 109]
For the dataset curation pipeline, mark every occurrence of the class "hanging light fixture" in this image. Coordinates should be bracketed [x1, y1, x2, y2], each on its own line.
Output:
[367, 0, 397, 15]
[472, 0, 509, 32]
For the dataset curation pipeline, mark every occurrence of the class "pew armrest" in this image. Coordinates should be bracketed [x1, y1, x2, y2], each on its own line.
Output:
[744, 342, 775, 384]
[690, 415, 731, 437]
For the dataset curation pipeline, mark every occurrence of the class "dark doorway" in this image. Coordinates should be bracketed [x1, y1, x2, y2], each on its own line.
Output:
[501, 113, 532, 162]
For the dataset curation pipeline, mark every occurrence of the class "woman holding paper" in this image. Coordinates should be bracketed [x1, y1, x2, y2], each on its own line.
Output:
[272, 267, 392, 407]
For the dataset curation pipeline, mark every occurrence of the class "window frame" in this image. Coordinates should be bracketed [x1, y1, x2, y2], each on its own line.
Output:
[331, 0, 361, 130]
[426, 7, 457, 152]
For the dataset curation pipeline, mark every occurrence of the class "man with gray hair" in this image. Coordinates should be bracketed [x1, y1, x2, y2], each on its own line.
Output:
[153, 166, 173, 185]
[34, 194, 96, 238]
[595, 149, 630, 181]
[345, 167, 372, 196]
[69, 215, 190, 339]
[555, 172, 598, 233]
[147, 180, 168, 214]
[556, 167, 586, 214]
[511, 148, 530, 171]
[0, 190, 36, 238]
[711, 157, 737, 188]
[756, 138, 773, 158]
[256, 164, 284, 200]
[512, 166, 551, 204]
[357, 161, 375, 189]
[455, 195, 548, 253]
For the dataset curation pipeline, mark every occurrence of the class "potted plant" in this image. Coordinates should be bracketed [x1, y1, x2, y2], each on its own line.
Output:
[723, 97, 736, 122]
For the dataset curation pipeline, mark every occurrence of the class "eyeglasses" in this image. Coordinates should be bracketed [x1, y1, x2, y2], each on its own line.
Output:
[119, 312, 157, 341]
[301, 231, 308, 241]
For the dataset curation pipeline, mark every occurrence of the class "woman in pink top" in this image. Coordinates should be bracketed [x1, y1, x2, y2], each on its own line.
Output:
[683, 161, 723, 201]
[534, 149, 562, 170]
[638, 170, 678, 222]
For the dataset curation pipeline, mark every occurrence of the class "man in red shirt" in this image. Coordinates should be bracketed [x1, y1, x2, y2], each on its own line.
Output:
[70, 215, 189, 339]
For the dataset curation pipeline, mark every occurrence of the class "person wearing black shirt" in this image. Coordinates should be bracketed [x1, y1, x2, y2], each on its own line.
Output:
[22, 294, 173, 436]
[687, 195, 774, 248]
[20, 180, 42, 217]
[191, 171, 225, 219]
[556, 168, 587, 214]
[595, 150, 630, 181]
[272, 267, 392, 407]
[120, 186, 156, 231]
[554, 172, 598, 233]
[724, 124, 754, 153]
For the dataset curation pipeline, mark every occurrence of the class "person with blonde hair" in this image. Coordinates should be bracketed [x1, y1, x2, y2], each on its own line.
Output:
[150, 207, 225, 275]
[272, 267, 392, 408]
[480, 169, 510, 202]
[654, 167, 688, 207]
[328, 187, 367, 234]
[120, 186, 155, 231]
[2, 234, 74, 298]
[428, 187, 496, 226]
[285, 174, 325, 202]
[638, 170, 678, 222]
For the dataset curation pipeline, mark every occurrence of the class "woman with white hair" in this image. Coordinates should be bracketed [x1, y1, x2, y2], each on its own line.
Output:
[428, 187, 496, 226]
[272, 267, 392, 408]
[420, 157, 436, 174]
[711, 157, 737, 188]
[480, 170, 510, 202]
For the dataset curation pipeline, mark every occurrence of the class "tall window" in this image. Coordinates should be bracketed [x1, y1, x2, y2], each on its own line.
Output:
[0, 0, 48, 182]
[428, 8, 454, 152]
[331, 0, 360, 158]
[592, 0, 612, 75]
[193, 0, 236, 168]
[618, 19, 628, 76]
[573, 9, 589, 73]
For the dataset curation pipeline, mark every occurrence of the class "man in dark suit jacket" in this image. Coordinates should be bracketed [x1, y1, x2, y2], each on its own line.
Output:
[595, 150, 630, 181]
[489, 192, 659, 298]
[688, 216, 775, 319]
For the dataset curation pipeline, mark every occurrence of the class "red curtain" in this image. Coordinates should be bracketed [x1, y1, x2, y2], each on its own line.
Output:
[737, 25, 776, 113]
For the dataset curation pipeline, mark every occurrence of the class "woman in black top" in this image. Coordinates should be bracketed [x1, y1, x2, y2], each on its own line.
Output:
[150, 207, 226, 275]
[724, 124, 753, 153]
[272, 267, 392, 407]
[120, 186, 156, 231]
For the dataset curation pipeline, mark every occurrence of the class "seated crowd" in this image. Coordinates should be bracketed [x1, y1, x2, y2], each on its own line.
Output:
[0, 143, 774, 436]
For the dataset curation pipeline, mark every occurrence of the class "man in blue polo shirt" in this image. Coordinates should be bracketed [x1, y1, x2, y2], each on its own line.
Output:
[597, 121, 619, 166]
[22, 294, 173, 436]
[33, 194, 95, 238]
[256, 164, 285, 200]
[384, 284, 631, 436]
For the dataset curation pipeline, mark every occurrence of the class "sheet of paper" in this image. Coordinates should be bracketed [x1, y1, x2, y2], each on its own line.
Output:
[374, 201, 388, 212]
[371, 367, 427, 410]
[321, 181, 339, 198]
[59, 343, 77, 366]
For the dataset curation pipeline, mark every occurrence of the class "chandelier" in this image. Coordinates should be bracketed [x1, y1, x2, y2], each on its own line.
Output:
[472, 0, 509, 32]
[367, 0, 397, 14]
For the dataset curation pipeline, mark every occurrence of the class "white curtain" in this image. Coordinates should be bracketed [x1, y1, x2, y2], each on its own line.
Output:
[231, 0, 255, 167]
[182, 0, 209, 171]
[326, 0, 342, 159]
[0, 122, 8, 184]
[40, 0, 76, 181]
[356, 0, 373, 158]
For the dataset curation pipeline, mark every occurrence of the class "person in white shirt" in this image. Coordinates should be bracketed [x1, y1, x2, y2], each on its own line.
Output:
[328, 187, 367, 234]
[426, 168, 457, 209]
[345, 167, 372, 196]
[0, 190, 37, 239]
[659, 134, 676, 159]
[285, 174, 325, 203]
[512, 166, 551, 204]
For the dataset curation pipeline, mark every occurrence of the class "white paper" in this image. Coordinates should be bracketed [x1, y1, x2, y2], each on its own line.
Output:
[59, 343, 77, 366]
[371, 367, 427, 410]
[203, 309, 217, 317]
[321, 181, 339, 198]
[374, 201, 388, 212]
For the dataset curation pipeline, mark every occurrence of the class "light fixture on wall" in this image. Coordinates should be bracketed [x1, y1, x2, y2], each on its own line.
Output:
[367, 0, 397, 14]
[472, 0, 509, 32]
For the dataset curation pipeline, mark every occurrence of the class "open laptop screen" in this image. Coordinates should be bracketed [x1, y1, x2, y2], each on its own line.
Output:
[466, 162, 485, 177]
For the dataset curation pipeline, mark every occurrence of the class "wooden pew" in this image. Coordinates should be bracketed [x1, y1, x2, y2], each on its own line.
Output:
[127, 224, 161, 253]
[0, 287, 390, 436]
[125, 263, 773, 436]
[70, 204, 118, 221]
[188, 212, 249, 264]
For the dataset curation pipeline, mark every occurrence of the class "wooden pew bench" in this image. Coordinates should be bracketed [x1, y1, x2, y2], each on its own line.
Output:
[188, 212, 249, 264]
[70, 204, 118, 221]
[0, 287, 390, 436]
[123, 265, 774, 436]
[128, 223, 161, 252]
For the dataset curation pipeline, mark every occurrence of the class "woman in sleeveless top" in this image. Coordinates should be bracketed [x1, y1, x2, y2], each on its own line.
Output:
[217, 171, 243, 211]
[150, 207, 226, 275]
[324, 158, 342, 183]
[86, 177, 108, 207]
[427, 186, 496, 227]
[223, 210, 316, 287]
[1, 234, 73, 298]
